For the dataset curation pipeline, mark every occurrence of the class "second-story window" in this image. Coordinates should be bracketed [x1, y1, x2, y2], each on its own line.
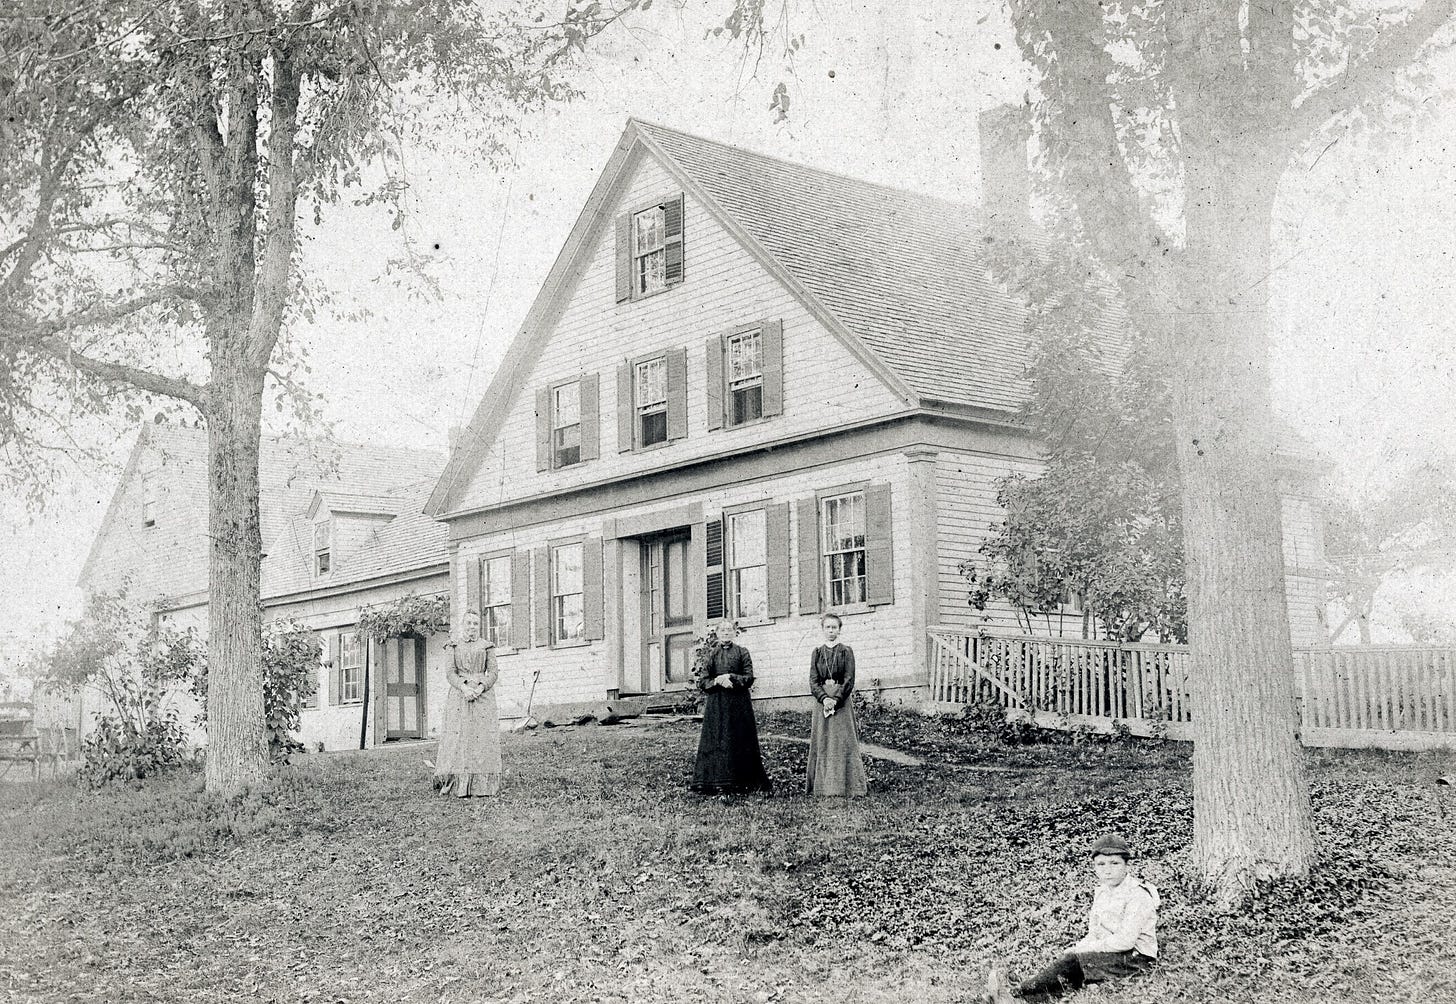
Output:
[314, 519, 331, 575]
[553, 381, 581, 468]
[727, 329, 764, 425]
[635, 356, 668, 447]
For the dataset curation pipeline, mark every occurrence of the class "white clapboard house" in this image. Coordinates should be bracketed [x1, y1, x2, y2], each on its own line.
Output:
[423, 119, 1329, 715]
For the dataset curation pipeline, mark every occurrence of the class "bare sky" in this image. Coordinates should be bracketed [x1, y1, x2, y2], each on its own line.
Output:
[3, 1, 1453, 659]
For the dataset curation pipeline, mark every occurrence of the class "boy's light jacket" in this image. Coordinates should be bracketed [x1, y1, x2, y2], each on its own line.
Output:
[1075, 879, 1160, 958]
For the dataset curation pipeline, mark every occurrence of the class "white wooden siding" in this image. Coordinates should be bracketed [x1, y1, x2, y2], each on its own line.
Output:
[454, 153, 906, 513]
[454, 454, 920, 711]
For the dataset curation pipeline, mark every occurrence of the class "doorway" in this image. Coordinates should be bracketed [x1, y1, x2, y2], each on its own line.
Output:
[640, 528, 695, 693]
[375, 635, 426, 741]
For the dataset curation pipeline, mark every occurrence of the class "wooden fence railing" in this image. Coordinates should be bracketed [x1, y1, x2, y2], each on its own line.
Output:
[927, 628, 1456, 748]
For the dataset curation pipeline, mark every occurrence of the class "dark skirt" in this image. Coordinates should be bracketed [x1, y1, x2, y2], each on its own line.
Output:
[691, 689, 772, 794]
[807, 701, 867, 796]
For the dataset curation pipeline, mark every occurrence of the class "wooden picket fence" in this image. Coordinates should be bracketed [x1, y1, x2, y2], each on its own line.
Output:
[927, 627, 1456, 750]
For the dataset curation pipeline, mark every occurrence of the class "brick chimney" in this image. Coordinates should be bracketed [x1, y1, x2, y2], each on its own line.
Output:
[977, 103, 1032, 235]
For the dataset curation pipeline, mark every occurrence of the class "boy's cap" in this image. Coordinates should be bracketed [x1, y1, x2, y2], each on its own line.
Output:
[1090, 833, 1132, 859]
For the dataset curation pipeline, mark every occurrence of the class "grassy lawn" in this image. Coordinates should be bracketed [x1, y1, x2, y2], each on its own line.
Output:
[2, 706, 1454, 1004]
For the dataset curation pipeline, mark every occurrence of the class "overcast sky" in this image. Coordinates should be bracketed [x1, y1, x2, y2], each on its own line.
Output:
[3, 1, 1453, 659]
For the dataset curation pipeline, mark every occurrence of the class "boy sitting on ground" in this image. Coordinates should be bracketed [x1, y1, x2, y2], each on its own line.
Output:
[983, 832, 1160, 1003]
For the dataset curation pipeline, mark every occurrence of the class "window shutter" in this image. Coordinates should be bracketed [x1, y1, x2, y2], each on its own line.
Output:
[511, 550, 531, 649]
[705, 336, 724, 432]
[761, 319, 784, 418]
[331, 632, 344, 706]
[766, 503, 790, 619]
[666, 348, 688, 442]
[865, 483, 895, 606]
[797, 497, 821, 615]
[465, 554, 481, 622]
[664, 194, 685, 287]
[617, 362, 634, 453]
[579, 373, 600, 462]
[535, 386, 551, 472]
[704, 517, 726, 621]
[615, 213, 632, 303]
[533, 546, 551, 646]
[320, 633, 335, 707]
[583, 537, 604, 641]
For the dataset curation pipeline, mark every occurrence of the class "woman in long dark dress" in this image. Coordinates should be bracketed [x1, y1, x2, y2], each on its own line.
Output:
[807, 612, 867, 797]
[691, 620, 773, 795]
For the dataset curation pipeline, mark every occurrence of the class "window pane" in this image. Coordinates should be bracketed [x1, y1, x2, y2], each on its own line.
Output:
[556, 593, 584, 641]
[729, 510, 767, 568]
[553, 382, 580, 426]
[823, 494, 866, 551]
[635, 357, 666, 408]
[728, 332, 762, 382]
[638, 249, 665, 294]
[483, 556, 511, 606]
[341, 633, 360, 668]
[732, 566, 767, 621]
[314, 520, 330, 550]
[634, 207, 665, 253]
[731, 385, 762, 425]
[485, 606, 511, 648]
[640, 410, 667, 447]
[553, 543, 583, 594]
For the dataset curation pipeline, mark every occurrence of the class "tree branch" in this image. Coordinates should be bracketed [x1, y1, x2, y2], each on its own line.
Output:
[34, 335, 207, 406]
[4, 285, 207, 340]
[1289, 0, 1456, 143]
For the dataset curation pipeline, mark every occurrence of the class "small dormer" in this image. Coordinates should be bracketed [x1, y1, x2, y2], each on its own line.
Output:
[305, 491, 397, 578]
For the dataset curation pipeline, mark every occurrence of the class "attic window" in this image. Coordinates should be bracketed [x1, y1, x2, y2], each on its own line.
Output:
[141, 474, 158, 528]
[314, 519, 331, 575]
[616, 194, 684, 303]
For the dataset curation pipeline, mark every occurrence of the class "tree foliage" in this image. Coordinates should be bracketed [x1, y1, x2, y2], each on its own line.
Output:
[189, 621, 319, 761]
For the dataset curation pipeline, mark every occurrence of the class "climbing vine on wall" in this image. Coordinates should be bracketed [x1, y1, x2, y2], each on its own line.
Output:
[356, 594, 450, 641]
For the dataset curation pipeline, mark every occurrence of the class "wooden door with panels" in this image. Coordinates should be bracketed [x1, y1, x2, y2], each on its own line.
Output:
[373, 634, 426, 741]
[640, 528, 695, 692]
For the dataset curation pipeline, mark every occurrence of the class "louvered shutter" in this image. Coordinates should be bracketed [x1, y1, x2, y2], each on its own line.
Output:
[465, 554, 481, 623]
[535, 386, 551, 472]
[705, 336, 724, 431]
[766, 503, 790, 619]
[704, 517, 726, 621]
[797, 497, 821, 615]
[330, 631, 343, 706]
[865, 483, 895, 606]
[583, 537, 604, 641]
[579, 373, 600, 462]
[617, 362, 635, 453]
[761, 319, 784, 418]
[615, 213, 632, 302]
[664, 194, 685, 287]
[666, 348, 687, 441]
[533, 547, 551, 646]
[511, 550, 531, 649]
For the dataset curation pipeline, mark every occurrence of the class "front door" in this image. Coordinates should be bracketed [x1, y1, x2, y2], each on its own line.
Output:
[375, 635, 426, 741]
[641, 529, 695, 692]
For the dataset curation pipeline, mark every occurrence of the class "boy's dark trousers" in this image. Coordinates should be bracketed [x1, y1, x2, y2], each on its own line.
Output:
[1015, 950, 1155, 1001]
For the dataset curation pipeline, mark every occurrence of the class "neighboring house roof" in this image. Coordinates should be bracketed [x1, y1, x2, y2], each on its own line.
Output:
[307, 490, 401, 519]
[80, 423, 445, 589]
[262, 480, 448, 600]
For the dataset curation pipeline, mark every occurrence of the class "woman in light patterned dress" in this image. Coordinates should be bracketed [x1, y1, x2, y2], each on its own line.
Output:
[434, 610, 502, 797]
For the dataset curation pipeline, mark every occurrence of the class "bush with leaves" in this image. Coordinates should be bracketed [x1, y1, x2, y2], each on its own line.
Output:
[190, 622, 318, 762]
[34, 591, 203, 787]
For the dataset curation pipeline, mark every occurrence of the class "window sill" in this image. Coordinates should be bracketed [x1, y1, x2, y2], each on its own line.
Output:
[817, 603, 875, 618]
[633, 438, 673, 454]
[731, 616, 774, 630]
[336, 700, 364, 707]
[722, 415, 775, 432]
[551, 638, 591, 650]
[625, 283, 677, 305]
[494, 646, 521, 657]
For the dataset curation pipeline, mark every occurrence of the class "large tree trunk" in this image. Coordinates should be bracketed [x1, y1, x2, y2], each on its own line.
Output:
[203, 354, 269, 792]
[1174, 140, 1315, 905]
